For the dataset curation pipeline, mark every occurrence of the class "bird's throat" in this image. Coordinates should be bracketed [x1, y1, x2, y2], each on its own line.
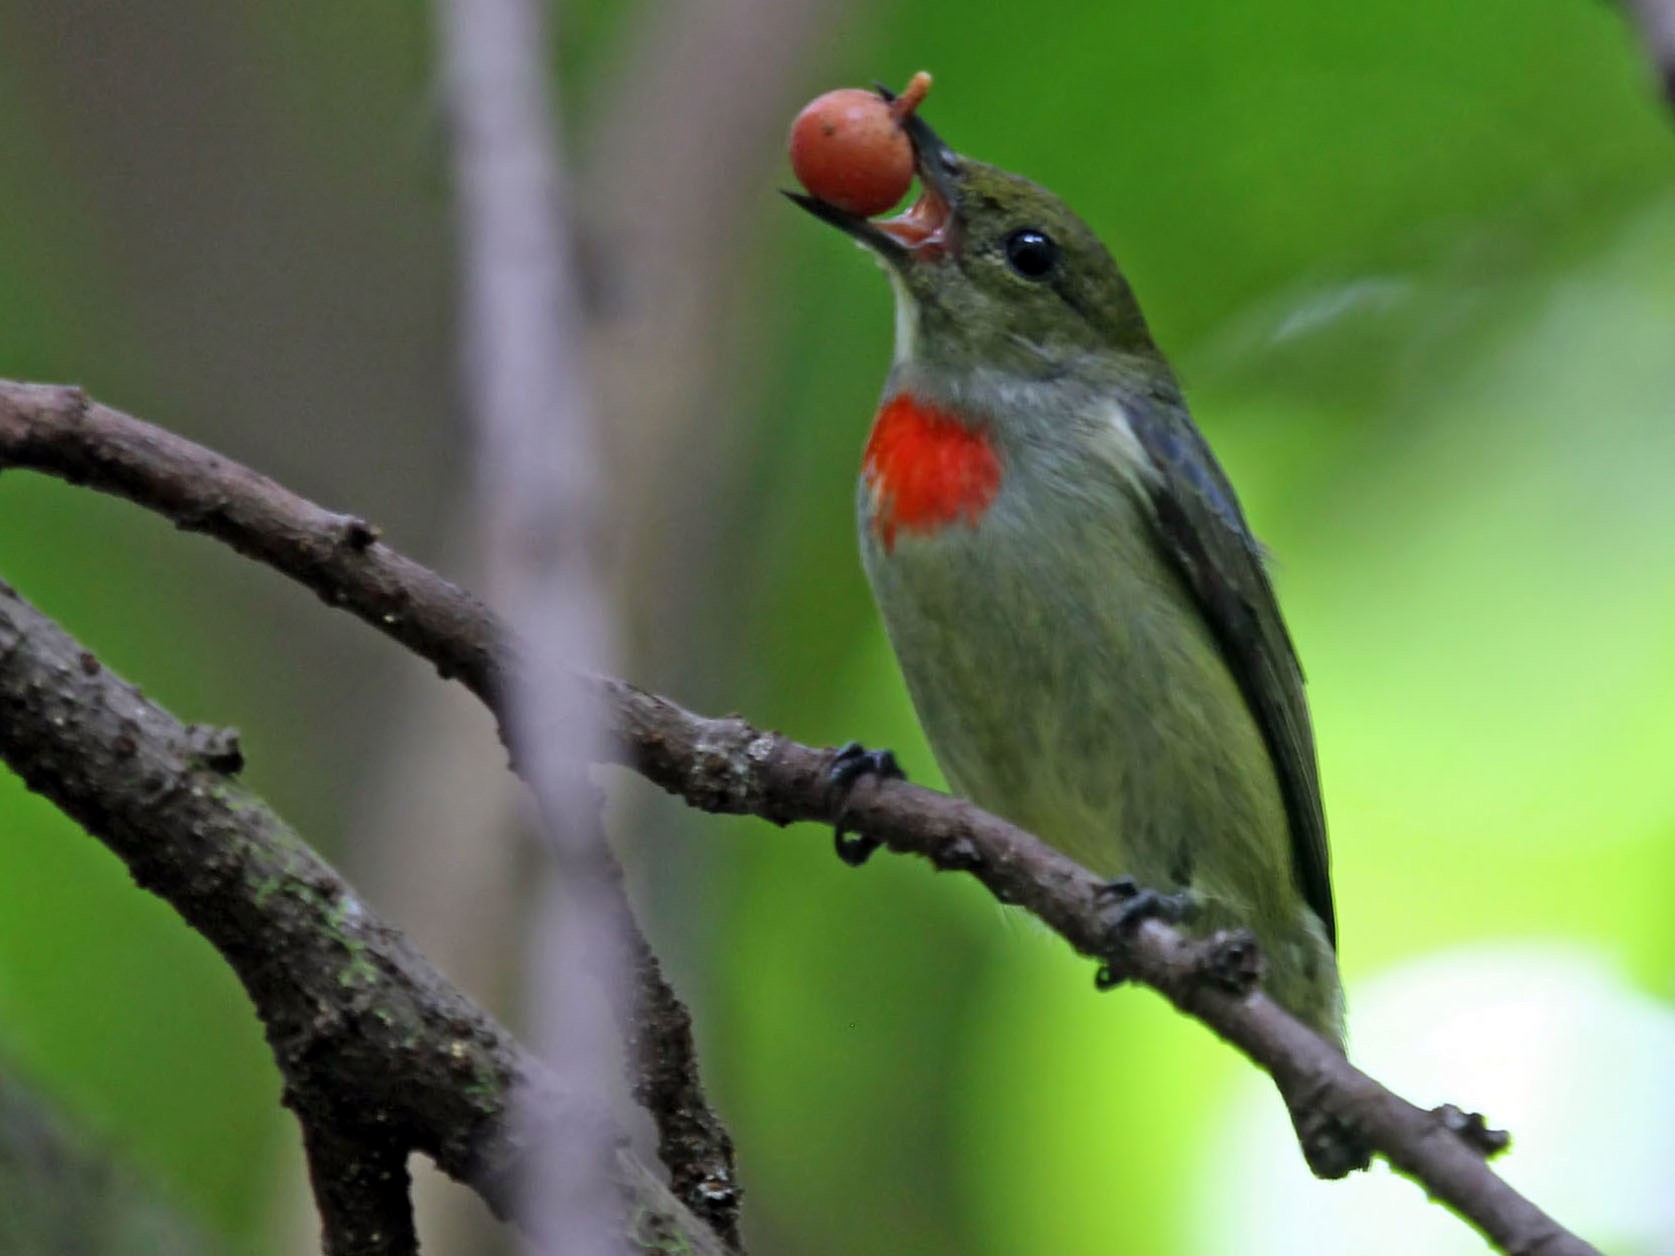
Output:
[863, 392, 1002, 553]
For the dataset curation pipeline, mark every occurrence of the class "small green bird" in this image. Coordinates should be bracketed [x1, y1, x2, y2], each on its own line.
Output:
[792, 99, 1343, 1050]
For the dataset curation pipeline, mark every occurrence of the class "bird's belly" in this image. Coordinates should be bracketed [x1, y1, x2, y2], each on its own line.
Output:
[860, 488, 1291, 912]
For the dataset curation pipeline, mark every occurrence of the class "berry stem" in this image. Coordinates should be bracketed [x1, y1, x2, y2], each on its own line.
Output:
[889, 71, 933, 124]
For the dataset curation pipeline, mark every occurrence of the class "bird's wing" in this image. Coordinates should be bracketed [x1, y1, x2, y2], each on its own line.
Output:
[1122, 389, 1336, 948]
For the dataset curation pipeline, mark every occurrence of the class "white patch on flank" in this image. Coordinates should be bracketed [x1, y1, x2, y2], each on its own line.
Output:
[886, 270, 919, 366]
[1092, 397, 1157, 498]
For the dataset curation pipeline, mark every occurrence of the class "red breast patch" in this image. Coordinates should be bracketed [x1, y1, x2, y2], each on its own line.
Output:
[862, 393, 1002, 553]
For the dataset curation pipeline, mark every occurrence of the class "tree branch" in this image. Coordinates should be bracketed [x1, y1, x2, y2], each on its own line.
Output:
[0, 379, 742, 1246]
[299, 1121, 418, 1256]
[0, 578, 727, 1256]
[0, 380, 1600, 1255]
[622, 895, 743, 1244]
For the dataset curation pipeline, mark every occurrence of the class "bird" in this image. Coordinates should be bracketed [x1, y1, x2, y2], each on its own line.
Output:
[788, 99, 1343, 1053]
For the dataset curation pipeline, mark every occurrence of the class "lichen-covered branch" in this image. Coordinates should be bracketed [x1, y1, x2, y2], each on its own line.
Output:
[0, 578, 727, 1256]
[0, 380, 1599, 1255]
[0, 378, 742, 1246]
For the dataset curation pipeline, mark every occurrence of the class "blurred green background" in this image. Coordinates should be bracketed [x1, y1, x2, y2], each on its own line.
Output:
[3, 1, 1674, 1252]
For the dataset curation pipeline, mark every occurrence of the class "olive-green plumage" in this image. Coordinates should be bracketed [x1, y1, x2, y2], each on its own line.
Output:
[799, 124, 1342, 1045]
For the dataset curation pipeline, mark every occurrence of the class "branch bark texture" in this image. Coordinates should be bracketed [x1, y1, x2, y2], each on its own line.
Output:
[0, 378, 743, 1247]
[0, 380, 1600, 1256]
[0, 576, 724, 1256]
[300, 1123, 418, 1256]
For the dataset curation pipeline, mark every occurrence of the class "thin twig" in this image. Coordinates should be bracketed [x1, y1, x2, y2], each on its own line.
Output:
[299, 1122, 418, 1256]
[0, 579, 728, 1256]
[0, 380, 1601, 1256]
[620, 877, 743, 1245]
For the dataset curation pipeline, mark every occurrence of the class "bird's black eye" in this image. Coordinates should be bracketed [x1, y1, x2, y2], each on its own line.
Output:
[1004, 228, 1059, 280]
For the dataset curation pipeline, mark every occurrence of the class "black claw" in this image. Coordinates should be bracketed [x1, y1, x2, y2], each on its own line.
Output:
[825, 741, 905, 800]
[824, 741, 906, 868]
[1093, 876, 1197, 991]
[1094, 875, 1140, 901]
[1094, 876, 1198, 933]
[1433, 1104, 1511, 1159]
[834, 829, 879, 867]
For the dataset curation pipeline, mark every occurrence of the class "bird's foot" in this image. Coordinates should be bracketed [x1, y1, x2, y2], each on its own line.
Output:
[1095, 875, 1198, 929]
[1092, 876, 1199, 990]
[823, 740, 906, 867]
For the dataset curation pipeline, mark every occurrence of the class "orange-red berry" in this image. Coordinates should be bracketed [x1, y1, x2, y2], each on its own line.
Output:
[789, 88, 916, 218]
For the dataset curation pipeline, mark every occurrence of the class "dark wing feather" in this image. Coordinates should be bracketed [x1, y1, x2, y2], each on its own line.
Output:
[1124, 388, 1336, 948]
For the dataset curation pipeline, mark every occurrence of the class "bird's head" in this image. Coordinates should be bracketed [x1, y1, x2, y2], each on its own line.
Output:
[790, 106, 1161, 381]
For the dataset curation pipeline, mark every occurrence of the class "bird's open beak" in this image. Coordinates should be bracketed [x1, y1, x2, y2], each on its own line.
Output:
[785, 103, 960, 266]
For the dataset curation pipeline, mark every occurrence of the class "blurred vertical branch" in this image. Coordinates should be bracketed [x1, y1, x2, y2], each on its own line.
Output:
[580, 0, 847, 687]
[340, 0, 820, 1242]
[436, 1, 743, 1251]
[1622, 0, 1675, 109]
[435, 0, 627, 1250]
